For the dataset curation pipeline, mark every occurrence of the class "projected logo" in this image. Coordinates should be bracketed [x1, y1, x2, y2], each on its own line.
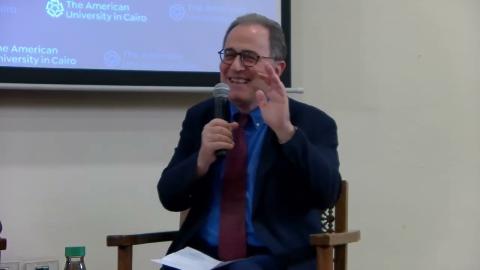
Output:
[104, 50, 122, 68]
[46, 0, 64, 18]
[169, 4, 186, 22]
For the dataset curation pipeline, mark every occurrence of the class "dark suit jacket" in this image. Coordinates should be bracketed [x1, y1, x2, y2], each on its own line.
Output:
[158, 97, 341, 269]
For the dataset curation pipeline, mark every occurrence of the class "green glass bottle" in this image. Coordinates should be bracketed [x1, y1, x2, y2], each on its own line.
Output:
[64, 246, 86, 270]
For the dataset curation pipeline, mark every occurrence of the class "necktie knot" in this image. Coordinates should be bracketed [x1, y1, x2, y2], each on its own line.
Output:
[236, 113, 249, 128]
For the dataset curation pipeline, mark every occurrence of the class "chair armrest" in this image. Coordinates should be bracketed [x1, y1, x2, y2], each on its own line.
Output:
[0, 237, 6, 250]
[107, 231, 178, 247]
[310, 230, 360, 247]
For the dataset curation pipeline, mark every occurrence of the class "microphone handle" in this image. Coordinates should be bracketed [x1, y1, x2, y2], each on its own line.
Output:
[214, 97, 229, 120]
[214, 97, 229, 158]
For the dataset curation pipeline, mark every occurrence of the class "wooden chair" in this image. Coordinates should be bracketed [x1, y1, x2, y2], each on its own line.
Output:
[107, 180, 360, 270]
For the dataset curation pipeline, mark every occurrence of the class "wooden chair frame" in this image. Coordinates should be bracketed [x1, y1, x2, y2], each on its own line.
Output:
[107, 180, 360, 270]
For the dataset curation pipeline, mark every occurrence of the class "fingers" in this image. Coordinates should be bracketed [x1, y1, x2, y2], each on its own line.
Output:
[253, 64, 285, 96]
[264, 64, 285, 94]
[197, 119, 238, 176]
[201, 119, 238, 153]
[205, 119, 233, 138]
[256, 89, 267, 109]
[250, 72, 270, 95]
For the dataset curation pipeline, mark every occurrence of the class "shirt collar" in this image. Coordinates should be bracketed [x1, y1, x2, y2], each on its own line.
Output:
[229, 103, 265, 130]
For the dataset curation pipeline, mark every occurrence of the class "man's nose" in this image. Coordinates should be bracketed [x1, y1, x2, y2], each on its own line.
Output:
[230, 55, 246, 70]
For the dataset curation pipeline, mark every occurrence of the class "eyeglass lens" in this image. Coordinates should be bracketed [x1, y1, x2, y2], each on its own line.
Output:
[220, 49, 260, 67]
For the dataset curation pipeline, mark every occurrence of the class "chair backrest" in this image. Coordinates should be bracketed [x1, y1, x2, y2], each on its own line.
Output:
[321, 180, 349, 234]
[319, 180, 351, 270]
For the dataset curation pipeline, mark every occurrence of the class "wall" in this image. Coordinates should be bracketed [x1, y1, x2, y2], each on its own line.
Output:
[292, 1, 480, 269]
[0, 92, 201, 269]
[1, 1, 479, 269]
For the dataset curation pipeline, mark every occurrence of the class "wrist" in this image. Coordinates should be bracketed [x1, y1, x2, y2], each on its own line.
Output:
[276, 122, 296, 144]
[196, 149, 214, 177]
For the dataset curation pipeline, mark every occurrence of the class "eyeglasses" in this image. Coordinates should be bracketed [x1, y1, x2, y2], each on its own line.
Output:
[218, 48, 275, 67]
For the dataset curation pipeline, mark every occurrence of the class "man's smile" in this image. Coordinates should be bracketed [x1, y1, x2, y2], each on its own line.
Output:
[228, 76, 251, 84]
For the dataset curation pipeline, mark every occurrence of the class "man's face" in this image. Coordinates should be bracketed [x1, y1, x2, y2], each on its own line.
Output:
[220, 24, 283, 111]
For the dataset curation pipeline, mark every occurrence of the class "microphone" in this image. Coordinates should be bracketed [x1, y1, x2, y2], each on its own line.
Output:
[212, 83, 230, 157]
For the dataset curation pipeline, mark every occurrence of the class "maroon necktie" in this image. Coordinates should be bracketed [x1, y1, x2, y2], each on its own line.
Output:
[218, 113, 249, 260]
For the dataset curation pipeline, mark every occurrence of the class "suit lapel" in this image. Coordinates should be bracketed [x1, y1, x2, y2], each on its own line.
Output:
[252, 128, 278, 213]
[251, 100, 298, 213]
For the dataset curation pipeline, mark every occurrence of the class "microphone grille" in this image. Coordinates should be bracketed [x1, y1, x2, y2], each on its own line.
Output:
[212, 83, 230, 98]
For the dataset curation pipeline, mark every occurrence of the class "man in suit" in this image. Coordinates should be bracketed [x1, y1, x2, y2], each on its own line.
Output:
[158, 13, 341, 270]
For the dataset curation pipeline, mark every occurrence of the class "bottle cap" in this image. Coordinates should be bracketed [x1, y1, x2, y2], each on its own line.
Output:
[65, 246, 85, 257]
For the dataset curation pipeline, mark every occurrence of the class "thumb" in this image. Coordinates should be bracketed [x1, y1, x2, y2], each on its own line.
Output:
[229, 121, 239, 130]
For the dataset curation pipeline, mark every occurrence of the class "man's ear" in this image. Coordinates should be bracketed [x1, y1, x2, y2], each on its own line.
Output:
[274, 61, 287, 76]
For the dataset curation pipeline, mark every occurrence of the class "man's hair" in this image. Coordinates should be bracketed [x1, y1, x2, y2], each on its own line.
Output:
[222, 13, 287, 61]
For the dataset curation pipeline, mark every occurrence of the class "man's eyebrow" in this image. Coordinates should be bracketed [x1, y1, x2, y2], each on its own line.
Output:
[224, 48, 257, 54]
[240, 49, 257, 54]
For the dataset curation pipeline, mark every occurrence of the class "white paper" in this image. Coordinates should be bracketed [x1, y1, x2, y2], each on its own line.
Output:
[152, 247, 234, 270]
